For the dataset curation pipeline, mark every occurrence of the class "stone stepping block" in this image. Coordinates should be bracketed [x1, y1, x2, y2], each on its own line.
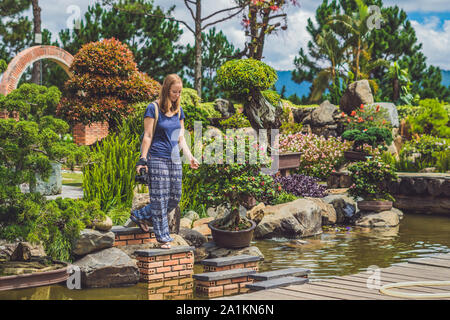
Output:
[111, 226, 155, 236]
[200, 254, 263, 267]
[245, 276, 309, 291]
[193, 268, 256, 282]
[135, 246, 195, 257]
[249, 267, 311, 281]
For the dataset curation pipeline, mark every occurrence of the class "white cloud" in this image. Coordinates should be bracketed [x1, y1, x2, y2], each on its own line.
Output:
[411, 18, 450, 69]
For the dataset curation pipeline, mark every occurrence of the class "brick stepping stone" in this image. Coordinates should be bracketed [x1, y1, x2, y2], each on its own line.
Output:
[135, 246, 195, 257]
[245, 276, 309, 291]
[249, 267, 311, 281]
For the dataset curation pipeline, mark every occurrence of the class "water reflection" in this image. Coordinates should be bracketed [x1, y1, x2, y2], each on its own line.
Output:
[1, 213, 449, 300]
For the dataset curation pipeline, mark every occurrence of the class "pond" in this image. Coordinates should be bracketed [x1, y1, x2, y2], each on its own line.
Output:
[1, 212, 449, 300]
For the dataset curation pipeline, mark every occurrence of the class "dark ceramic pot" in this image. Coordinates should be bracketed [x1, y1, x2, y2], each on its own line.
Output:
[208, 220, 256, 249]
[344, 150, 368, 161]
[0, 261, 69, 291]
[357, 200, 393, 212]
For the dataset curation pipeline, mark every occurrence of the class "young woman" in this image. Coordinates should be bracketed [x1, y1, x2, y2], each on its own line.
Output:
[131, 74, 199, 249]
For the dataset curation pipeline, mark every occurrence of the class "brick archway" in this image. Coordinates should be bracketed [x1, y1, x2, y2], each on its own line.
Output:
[0, 45, 73, 95]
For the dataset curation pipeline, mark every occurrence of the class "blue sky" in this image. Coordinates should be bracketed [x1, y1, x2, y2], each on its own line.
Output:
[24, 0, 450, 70]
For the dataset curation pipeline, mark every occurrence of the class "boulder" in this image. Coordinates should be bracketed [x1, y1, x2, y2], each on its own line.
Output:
[93, 216, 113, 231]
[353, 210, 401, 228]
[305, 197, 337, 225]
[254, 199, 323, 239]
[201, 241, 264, 260]
[10, 242, 46, 261]
[180, 217, 193, 229]
[246, 202, 266, 225]
[214, 98, 235, 118]
[192, 217, 214, 229]
[179, 227, 207, 248]
[322, 194, 358, 224]
[310, 100, 337, 126]
[340, 80, 374, 114]
[192, 223, 212, 237]
[73, 247, 139, 288]
[207, 205, 230, 219]
[73, 229, 115, 257]
[184, 210, 199, 222]
[366, 102, 399, 128]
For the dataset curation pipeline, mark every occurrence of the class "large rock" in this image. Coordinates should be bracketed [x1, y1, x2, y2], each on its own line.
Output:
[305, 197, 337, 225]
[93, 216, 113, 232]
[73, 247, 139, 288]
[309, 100, 337, 126]
[207, 205, 230, 219]
[201, 241, 264, 260]
[73, 229, 115, 257]
[340, 80, 374, 114]
[184, 210, 199, 222]
[214, 98, 235, 118]
[246, 202, 266, 225]
[353, 209, 401, 228]
[322, 194, 358, 224]
[29, 162, 62, 196]
[10, 242, 46, 261]
[180, 217, 193, 229]
[366, 102, 399, 128]
[254, 199, 323, 239]
[179, 227, 207, 248]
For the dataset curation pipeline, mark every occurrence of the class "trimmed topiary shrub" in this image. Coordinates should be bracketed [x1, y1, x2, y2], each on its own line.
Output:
[57, 38, 161, 129]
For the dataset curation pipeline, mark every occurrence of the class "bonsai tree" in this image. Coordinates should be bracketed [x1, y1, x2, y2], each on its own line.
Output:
[194, 130, 278, 230]
[57, 38, 161, 129]
[217, 59, 283, 143]
[348, 157, 397, 202]
[342, 127, 393, 152]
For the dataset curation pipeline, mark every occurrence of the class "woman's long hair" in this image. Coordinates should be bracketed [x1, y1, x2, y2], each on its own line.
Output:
[158, 74, 182, 114]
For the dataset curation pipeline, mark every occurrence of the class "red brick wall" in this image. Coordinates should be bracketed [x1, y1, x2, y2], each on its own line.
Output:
[147, 277, 194, 300]
[203, 261, 259, 272]
[195, 276, 253, 297]
[113, 231, 157, 247]
[137, 251, 194, 282]
[73, 121, 109, 146]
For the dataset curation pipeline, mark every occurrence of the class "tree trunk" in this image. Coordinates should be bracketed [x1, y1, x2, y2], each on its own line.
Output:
[194, 0, 202, 98]
[393, 78, 400, 102]
[31, 0, 41, 85]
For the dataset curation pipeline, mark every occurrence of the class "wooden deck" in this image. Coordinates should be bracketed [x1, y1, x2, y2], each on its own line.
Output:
[216, 253, 450, 300]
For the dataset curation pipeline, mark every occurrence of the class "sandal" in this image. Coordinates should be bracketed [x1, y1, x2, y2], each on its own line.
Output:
[130, 213, 149, 233]
[160, 243, 171, 249]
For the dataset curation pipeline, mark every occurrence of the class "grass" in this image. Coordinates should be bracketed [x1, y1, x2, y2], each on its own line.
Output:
[61, 171, 83, 187]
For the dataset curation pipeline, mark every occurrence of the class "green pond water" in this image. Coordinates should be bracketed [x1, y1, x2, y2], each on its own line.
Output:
[1, 212, 449, 300]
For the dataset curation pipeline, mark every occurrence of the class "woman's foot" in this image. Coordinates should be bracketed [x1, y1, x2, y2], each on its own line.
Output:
[130, 213, 149, 233]
[160, 242, 171, 249]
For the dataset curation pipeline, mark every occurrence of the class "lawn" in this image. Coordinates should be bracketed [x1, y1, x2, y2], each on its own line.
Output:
[62, 171, 83, 187]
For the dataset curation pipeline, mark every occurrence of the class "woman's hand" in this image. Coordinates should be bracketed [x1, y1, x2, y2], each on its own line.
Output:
[136, 165, 148, 174]
[136, 157, 148, 174]
[189, 157, 200, 169]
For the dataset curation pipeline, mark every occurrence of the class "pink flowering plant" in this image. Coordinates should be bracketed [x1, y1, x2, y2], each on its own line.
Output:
[193, 131, 279, 231]
[347, 157, 397, 202]
[279, 132, 352, 179]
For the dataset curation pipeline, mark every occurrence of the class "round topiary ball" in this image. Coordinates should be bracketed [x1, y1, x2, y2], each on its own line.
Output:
[216, 59, 277, 100]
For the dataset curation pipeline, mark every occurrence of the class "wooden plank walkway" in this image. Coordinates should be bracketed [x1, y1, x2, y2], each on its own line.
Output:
[216, 253, 450, 300]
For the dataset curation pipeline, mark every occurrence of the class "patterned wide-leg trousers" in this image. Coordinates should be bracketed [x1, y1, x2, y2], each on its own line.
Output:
[133, 157, 182, 243]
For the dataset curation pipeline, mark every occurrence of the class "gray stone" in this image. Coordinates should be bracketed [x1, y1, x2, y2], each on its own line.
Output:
[245, 276, 309, 291]
[201, 254, 262, 267]
[353, 210, 400, 228]
[179, 227, 207, 248]
[214, 98, 235, 118]
[29, 162, 62, 196]
[73, 247, 139, 288]
[322, 194, 358, 224]
[193, 268, 256, 281]
[366, 102, 399, 128]
[73, 229, 115, 257]
[180, 217, 193, 229]
[116, 234, 189, 259]
[93, 216, 113, 232]
[201, 242, 264, 260]
[306, 197, 337, 225]
[249, 267, 310, 281]
[340, 80, 374, 114]
[184, 210, 199, 222]
[207, 205, 230, 219]
[310, 100, 337, 126]
[135, 245, 195, 257]
[254, 199, 323, 239]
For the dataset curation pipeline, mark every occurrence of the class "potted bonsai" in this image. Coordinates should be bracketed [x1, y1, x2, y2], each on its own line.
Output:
[348, 157, 398, 212]
[195, 131, 278, 248]
[342, 127, 393, 161]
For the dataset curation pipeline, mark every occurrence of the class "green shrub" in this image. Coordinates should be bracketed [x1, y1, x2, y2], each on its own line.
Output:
[271, 191, 299, 205]
[219, 112, 251, 130]
[182, 104, 211, 132]
[408, 99, 450, 138]
[262, 90, 281, 106]
[0, 59, 7, 73]
[342, 127, 393, 151]
[108, 203, 132, 226]
[82, 121, 139, 212]
[181, 88, 201, 108]
[199, 102, 222, 118]
[217, 59, 277, 100]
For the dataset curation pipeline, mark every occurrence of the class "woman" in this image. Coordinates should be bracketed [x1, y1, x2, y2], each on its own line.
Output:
[131, 74, 199, 249]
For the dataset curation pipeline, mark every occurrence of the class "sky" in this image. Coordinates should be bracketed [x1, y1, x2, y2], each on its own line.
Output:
[23, 0, 450, 71]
